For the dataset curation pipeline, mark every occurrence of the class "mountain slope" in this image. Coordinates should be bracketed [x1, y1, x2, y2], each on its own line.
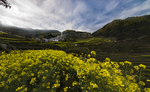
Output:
[93, 15, 150, 41]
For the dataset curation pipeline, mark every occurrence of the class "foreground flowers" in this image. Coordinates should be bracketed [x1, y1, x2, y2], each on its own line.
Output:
[0, 50, 150, 92]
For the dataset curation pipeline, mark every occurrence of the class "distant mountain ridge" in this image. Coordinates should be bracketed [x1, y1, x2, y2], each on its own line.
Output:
[0, 25, 60, 38]
[93, 15, 150, 41]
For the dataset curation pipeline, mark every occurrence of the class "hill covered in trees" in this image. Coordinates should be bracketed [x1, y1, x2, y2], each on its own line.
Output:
[62, 30, 92, 42]
[93, 15, 150, 42]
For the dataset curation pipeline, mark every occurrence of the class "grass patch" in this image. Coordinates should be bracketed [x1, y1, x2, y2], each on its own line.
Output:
[75, 37, 112, 44]
[140, 55, 150, 57]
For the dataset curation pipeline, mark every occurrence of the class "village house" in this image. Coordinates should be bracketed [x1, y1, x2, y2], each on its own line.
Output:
[0, 30, 3, 32]
[34, 38, 40, 41]
[42, 38, 49, 42]
[34, 36, 64, 43]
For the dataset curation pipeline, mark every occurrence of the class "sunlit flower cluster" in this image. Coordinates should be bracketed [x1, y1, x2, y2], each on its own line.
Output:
[139, 64, 146, 69]
[91, 51, 96, 57]
[124, 61, 132, 66]
[134, 66, 139, 71]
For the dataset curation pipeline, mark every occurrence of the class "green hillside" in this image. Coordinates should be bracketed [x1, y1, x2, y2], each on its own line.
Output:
[93, 15, 150, 41]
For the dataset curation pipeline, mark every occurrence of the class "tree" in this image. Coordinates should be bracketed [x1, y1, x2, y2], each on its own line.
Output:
[0, 0, 11, 8]
[38, 35, 43, 41]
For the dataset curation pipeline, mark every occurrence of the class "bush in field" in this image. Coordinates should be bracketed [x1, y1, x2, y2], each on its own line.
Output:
[0, 50, 150, 92]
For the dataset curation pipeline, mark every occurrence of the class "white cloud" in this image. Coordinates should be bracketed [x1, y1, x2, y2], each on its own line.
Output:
[118, 0, 150, 19]
[122, 0, 134, 4]
[105, 0, 120, 12]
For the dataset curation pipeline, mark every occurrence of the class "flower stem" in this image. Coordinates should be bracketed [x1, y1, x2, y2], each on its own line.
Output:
[139, 68, 142, 90]
[125, 64, 127, 76]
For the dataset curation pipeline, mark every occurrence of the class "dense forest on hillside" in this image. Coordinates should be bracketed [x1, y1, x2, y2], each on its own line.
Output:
[93, 15, 150, 41]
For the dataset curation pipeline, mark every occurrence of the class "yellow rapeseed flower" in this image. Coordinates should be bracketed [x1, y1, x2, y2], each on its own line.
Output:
[46, 86, 50, 88]
[31, 73, 34, 76]
[16, 85, 26, 91]
[53, 83, 60, 88]
[64, 87, 68, 92]
[139, 81, 145, 86]
[56, 79, 60, 83]
[124, 61, 132, 65]
[90, 82, 98, 88]
[144, 88, 150, 92]
[127, 83, 139, 92]
[119, 62, 124, 66]
[134, 66, 139, 71]
[111, 61, 114, 64]
[88, 54, 91, 58]
[43, 76, 46, 80]
[22, 87, 27, 92]
[45, 70, 48, 73]
[130, 69, 134, 74]
[105, 57, 110, 62]
[42, 83, 45, 87]
[139, 64, 146, 69]
[147, 79, 150, 82]
[91, 51, 96, 56]
[65, 74, 69, 81]
[113, 63, 119, 69]
[72, 81, 78, 86]
[30, 78, 36, 85]
[63, 71, 65, 75]
[47, 82, 50, 86]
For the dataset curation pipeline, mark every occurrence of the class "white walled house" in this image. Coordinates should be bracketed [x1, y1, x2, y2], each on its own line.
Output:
[49, 38, 59, 42]
[42, 38, 49, 42]
[35, 38, 40, 41]
[0, 30, 3, 32]
[48, 35, 64, 42]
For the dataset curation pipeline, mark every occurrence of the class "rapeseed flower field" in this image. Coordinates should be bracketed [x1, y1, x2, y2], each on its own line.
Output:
[0, 49, 150, 92]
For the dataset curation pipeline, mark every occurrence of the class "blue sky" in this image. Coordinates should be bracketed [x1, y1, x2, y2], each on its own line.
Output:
[0, 0, 150, 33]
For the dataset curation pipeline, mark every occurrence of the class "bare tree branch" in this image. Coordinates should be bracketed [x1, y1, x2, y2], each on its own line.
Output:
[0, 0, 11, 8]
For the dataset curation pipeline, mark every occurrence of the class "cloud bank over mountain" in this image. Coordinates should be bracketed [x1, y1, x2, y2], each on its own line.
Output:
[0, 0, 150, 33]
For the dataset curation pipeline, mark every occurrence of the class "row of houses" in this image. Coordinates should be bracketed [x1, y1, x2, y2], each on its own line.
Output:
[34, 37, 64, 43]
[0, 30, 64, 42]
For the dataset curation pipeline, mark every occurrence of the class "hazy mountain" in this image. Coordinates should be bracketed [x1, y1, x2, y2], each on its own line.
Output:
[0, 25, 60, 38]
[93, 15, 150, 42]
